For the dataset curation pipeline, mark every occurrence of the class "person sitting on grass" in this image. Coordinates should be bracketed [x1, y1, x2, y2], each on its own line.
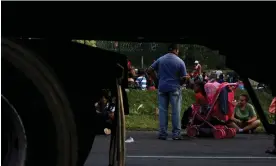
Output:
[128, 72, 136, 89]
[228, 94, 261, 133]
[135, 69, 147, 90]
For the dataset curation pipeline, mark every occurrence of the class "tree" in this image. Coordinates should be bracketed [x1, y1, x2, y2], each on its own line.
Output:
[72, 40, 97, 47]
[72, 40, 226, 69]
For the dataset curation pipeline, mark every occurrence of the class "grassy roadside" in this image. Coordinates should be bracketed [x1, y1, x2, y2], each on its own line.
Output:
[125, 89, 274, 132]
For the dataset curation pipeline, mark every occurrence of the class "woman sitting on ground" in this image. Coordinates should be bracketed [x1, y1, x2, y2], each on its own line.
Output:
[181, 81, 208, 129]
[228, 94, 261, 133]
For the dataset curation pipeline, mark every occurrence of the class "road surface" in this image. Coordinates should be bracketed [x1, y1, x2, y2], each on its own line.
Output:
[85, 131, 276, 166]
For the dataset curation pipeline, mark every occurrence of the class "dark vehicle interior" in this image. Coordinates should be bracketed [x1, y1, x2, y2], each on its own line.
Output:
[2, 1, 276, 166]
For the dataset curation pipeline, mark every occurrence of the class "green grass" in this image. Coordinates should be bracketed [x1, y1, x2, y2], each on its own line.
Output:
[125, 89, 274, 131]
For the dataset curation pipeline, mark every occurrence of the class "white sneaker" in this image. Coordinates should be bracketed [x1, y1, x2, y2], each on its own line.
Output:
[125, 137, 134, 143]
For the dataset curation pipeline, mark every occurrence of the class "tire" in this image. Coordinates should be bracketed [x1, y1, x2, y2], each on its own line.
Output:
[1, 38, 78, 166]
[2, 95, 27, 166]
[108, 79, 126, 166]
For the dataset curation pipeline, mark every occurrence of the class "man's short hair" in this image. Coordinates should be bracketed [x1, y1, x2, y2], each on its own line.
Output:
[240, 93, 249, 102]
[168, 43, 179, 52]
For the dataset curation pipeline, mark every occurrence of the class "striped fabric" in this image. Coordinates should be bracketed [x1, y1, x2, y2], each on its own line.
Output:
[136, 76, 147, 90]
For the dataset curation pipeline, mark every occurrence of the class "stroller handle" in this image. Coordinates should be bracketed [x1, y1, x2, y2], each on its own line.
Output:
[226, 83, 239, 89]
[226, 83, 239, 86]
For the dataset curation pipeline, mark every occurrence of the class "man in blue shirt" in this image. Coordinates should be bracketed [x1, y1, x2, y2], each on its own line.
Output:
[147, 44, 188, 140]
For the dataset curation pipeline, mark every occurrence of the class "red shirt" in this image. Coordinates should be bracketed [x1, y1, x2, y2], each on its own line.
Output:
[195, 92, 208, 105]
[127, 60, 132, 71]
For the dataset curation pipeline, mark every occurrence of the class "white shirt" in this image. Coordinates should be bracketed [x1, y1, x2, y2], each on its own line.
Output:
[215, 70, 223, 79]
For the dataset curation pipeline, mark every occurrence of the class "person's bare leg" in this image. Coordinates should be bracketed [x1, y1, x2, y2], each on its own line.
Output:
[243, 120, 261, 132]
[227, 122, 241, 131]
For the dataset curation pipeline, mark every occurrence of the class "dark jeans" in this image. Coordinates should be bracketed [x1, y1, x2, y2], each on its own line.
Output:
[95, 113, 113, 134]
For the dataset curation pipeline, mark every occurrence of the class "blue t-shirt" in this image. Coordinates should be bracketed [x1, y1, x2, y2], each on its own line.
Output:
[150, 53, 187, 92]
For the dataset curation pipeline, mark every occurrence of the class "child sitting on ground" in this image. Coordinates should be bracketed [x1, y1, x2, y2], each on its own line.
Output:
[181, 81, 208, 129]
[95, 90, 116, 135]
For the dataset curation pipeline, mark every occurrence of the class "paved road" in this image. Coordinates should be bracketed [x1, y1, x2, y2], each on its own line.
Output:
[85, 131, 276, 166]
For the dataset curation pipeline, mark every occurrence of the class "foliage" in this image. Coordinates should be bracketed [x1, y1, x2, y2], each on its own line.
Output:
[179, 44, 223, 69]
[127, 89, 194, 116]
[95, 41, 224, 69]
[72, 40, 97, 47]
[72, 39, 226, 70]
[127, 89, 272, 116]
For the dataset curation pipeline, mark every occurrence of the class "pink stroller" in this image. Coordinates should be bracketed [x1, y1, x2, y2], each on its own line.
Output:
[186, 82, 239, 139]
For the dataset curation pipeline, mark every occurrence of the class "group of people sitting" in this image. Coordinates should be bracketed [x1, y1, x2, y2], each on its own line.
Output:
[128, 56, 272, 137]
[186, 61, 241, 90]
[181, 80, 261, 134]
[127, 60, 156, 91]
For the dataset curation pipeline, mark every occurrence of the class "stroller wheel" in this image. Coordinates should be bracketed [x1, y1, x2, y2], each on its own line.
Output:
[214, 125, 225, 130]
[225, 128, 236, 138]
[187, 126, 198, 138]
[213, 129, 226, 139]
